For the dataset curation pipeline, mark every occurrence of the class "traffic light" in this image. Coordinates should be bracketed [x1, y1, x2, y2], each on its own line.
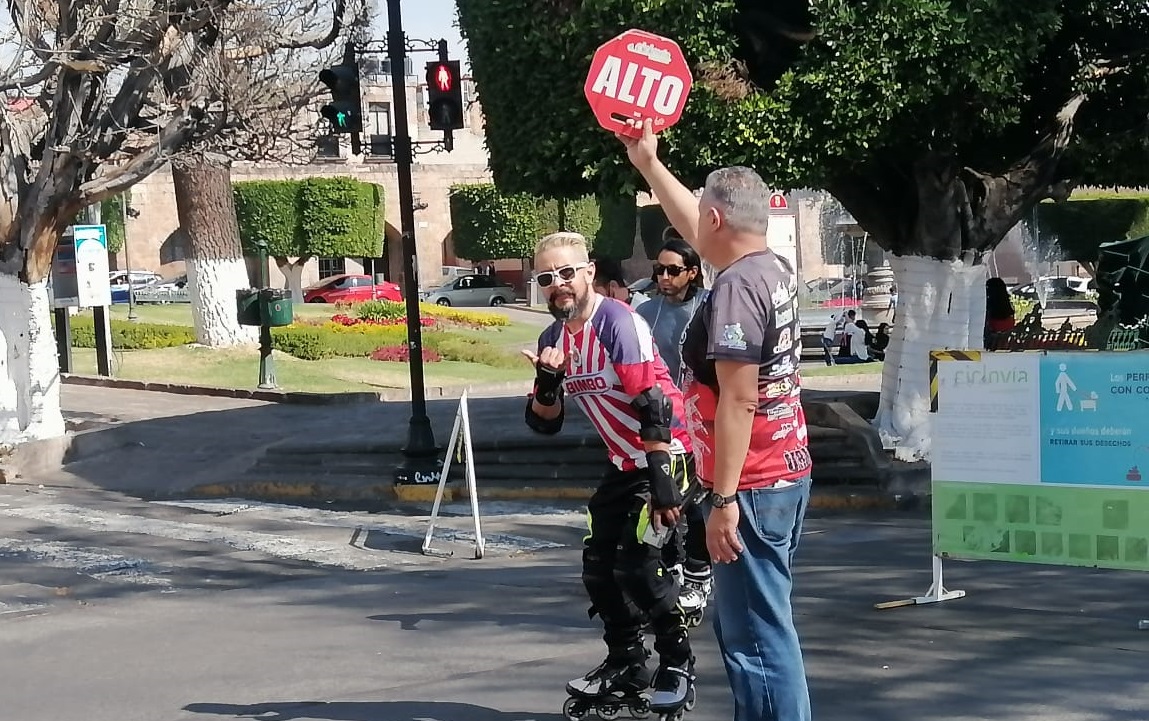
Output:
[319, 48, 362, 134]
[425, 60, 464, 131]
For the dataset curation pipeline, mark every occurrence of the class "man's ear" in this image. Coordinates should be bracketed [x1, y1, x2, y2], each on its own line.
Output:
[706, 206, 722, 231]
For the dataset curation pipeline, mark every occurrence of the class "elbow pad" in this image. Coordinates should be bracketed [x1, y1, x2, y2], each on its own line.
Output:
[524, 394, 564, 435]
[646, 450, 683, 510]
[630, 387, 672, 443]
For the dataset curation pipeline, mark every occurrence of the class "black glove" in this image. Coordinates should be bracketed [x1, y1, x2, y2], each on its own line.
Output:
[647, 449, 683, 510]
[533, 362, 565, 406]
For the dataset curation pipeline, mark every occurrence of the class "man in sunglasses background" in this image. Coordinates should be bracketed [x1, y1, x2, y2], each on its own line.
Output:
[635, 238, 714, 626]
[521, 231, 700, 718]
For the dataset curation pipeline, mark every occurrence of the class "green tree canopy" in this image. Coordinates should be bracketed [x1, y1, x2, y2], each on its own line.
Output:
[233, 178, 384, 259]
[449, 183, 636, 260]
[456, 0, 1149, 258]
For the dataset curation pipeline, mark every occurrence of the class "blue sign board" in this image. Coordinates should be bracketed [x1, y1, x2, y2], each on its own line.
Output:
[1039, 353, 1149, 487]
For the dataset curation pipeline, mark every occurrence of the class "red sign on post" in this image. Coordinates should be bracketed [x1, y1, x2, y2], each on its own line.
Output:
[769, 192, 788, 210]
[584, 29, 693, 139]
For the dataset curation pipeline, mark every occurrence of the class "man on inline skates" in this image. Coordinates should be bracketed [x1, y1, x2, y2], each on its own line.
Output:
[522, 232, 698, 720]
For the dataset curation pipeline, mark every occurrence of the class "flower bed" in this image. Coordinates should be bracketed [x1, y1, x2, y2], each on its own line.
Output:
[370, 345, 443, 363]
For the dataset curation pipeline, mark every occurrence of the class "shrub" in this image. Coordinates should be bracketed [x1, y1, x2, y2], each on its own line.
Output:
[370, 345, 443, 363]
[419, 303, 510, 327]
[271, 323, 409, 359]
[431, 335, 523, 368]
[68, 317, 195, 350]
[353, 300, 407, 323]
[271, 328, 328, 360]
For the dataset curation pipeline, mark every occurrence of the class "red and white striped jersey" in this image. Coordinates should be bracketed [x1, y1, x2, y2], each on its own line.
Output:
[535, 295, 692, 471]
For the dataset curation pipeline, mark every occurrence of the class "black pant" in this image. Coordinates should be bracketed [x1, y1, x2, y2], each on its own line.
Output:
[671, 498, 711, 575]
[582, 455, 694, 668]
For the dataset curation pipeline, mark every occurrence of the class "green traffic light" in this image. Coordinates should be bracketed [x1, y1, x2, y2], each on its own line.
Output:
[335, 111, 348, 128]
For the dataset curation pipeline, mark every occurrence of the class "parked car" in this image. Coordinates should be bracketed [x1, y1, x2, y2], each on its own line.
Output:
[303, 274, 402, 303]
[1012, 276, 1093, 301]
[420, 274, 517, 307]
[109, 270, 163, 304]
[134, 274, 189, 304]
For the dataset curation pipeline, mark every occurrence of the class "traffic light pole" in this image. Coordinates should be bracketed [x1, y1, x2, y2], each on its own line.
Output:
[386, 0, 439, 483]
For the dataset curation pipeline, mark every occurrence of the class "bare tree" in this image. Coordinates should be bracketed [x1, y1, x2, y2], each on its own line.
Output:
[170, 1, 358, 347]
[0, 0, 361, 444]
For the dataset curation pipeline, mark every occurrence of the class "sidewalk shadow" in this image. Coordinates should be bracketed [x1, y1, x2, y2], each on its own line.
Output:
[183, 700, 563, 721]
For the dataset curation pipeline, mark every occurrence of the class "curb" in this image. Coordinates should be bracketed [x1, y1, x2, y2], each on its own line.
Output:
[187, 478, 906, 512]
[61, 374, 533, 405]
[62, 374, 382, 405]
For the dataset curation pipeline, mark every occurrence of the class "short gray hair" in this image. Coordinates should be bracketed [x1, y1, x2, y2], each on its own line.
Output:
[701, 166, 771, 236]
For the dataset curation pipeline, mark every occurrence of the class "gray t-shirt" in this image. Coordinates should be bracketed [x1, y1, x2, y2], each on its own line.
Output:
[680, 250, 811, 486]
[635, 289, 709, 387]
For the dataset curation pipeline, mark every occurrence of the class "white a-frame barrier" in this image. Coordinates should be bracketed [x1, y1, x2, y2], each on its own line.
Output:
[421, 389, 486, 559]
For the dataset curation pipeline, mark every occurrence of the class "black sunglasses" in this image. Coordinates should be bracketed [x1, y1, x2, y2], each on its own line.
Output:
[536, 263, 588, 288]
[653, 263, 689, 277]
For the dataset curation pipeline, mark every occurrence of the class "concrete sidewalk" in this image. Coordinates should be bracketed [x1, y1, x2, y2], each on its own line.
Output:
[3, 374, 894, 511]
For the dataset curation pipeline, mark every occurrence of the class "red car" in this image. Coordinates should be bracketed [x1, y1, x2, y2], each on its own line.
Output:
[303, 274, 402, 303]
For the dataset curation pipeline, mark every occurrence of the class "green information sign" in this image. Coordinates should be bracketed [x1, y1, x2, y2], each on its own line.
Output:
[934, 481, 1149, 571]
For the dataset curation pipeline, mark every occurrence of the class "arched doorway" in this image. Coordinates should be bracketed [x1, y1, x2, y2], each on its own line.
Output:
[381, 222, 403, 283]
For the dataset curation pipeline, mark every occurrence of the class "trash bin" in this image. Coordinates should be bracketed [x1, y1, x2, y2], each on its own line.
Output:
[236, 288, 261, 326]
[259, 288, 294, 327]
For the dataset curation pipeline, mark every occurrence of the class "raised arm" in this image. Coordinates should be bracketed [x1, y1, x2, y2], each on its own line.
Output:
[616, 119, 701, 248]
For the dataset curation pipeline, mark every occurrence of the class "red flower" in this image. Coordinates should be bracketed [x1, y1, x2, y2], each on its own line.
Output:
[369, 345, 442, 362]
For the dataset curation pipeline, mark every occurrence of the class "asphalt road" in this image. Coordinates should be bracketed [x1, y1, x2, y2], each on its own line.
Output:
[4, 484, 1149, 721]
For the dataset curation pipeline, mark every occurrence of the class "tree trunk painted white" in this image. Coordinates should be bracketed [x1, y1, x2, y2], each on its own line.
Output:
[185, 256, 258, 346]
[172, 162, 258, 348]
[873, 254, 987, 462]
[0, 276, 66, 443]
[276, 258, 308, 305]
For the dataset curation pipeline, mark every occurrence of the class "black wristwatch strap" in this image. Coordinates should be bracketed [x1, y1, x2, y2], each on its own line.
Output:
[707, 490, 737, 508]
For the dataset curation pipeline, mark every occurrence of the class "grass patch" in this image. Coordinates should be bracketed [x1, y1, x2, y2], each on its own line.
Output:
[69, 346, 534, 393]
[67, 302, 539, 392]
[801, 361, 884, 377]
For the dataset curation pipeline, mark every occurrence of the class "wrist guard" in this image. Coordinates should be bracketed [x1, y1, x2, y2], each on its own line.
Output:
[525, 394, 564, 435]
[533, 362, 565, 406]
[646, 450, 683, 510]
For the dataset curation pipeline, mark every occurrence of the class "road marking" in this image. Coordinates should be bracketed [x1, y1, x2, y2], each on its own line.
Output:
[0, 504, 406, 570]
[153, 500, 571, 551]
[0, 538, 174, 587]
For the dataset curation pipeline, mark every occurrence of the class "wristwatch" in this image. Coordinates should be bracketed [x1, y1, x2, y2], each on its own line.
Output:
[707, 490, 737, 508]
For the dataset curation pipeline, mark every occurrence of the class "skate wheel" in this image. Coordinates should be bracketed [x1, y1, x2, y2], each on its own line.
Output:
[629, 697, 651, 719]
[686, 615, 701, 628]
[599, 702, 621, 719]
[684, 686, 696, 712]
[563, 697, 589, 721]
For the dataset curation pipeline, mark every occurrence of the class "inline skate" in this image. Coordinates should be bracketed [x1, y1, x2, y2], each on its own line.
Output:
[647, 660, 697, 721]
[678, 566, 712, 629]
[563, 656, 653, 720]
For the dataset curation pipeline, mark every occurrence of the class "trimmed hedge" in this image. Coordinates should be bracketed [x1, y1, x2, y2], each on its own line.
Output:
[233, 177, 384, 259]
[448, 183, 637, 260]
[68, 317, 195, 349]
[1033, 194, 1149, 264]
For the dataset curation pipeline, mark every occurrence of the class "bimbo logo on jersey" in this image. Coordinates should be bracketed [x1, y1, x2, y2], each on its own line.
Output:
[564, 374, 611, 395]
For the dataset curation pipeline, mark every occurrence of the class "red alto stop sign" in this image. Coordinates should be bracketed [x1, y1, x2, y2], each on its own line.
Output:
[584, 29, 693, 139]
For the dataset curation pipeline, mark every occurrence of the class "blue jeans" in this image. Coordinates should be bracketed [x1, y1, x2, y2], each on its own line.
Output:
[707, 476, 812, 721]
